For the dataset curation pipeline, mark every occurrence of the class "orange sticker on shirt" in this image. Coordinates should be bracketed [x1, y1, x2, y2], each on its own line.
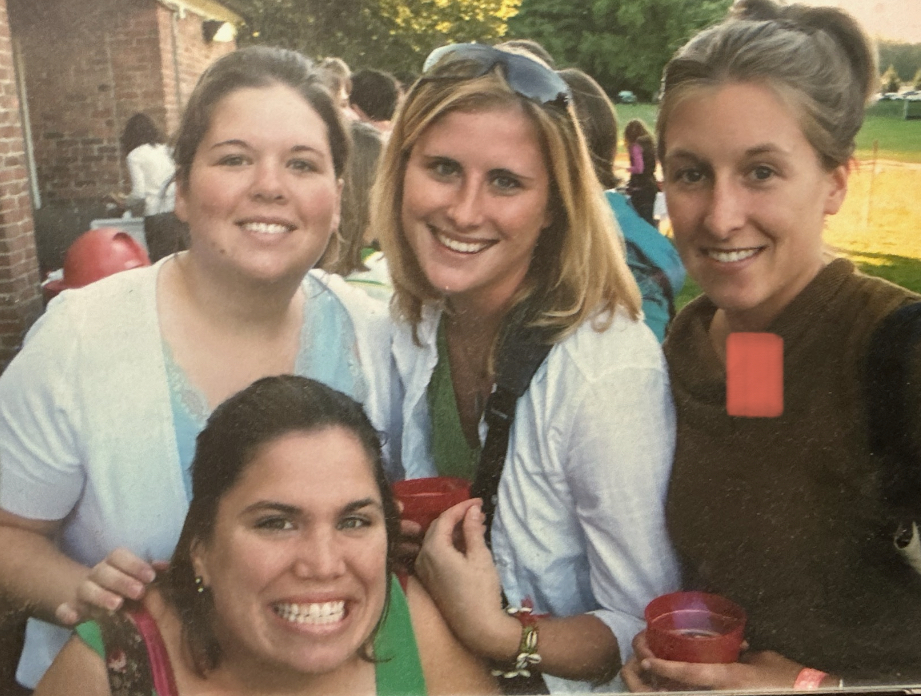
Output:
[726, 332, 783, 418]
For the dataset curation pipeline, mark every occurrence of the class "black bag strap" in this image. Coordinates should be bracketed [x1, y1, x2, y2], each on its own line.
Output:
[866, 302, 921, 519]
[471, 318, 554, 543]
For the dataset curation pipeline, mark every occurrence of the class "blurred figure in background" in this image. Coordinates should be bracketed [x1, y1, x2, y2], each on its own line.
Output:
[317, 56, 356, 118]
[320, 120, 392, 301]
[560, 68, 684, 341]
[119, 113, 176, 217]
[624, 118, 659, 226]
[350, 69, 400, 134]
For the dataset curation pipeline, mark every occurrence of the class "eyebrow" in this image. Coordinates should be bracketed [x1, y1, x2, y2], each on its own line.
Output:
[209, 140, 326, 156]
[241, 497, 380, 516]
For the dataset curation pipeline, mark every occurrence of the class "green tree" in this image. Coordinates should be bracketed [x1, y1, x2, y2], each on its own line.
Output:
[914, 68, 921, 91]
[881, 64, 902, 93]
[878, 40, 921, 83]
[224, 0, 520, 74]
[507, 0, 732, 99]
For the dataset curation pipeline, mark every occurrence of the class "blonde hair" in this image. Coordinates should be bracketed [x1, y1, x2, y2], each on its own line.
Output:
[656, 0, 877, 171]
[372, 67, 640, 343]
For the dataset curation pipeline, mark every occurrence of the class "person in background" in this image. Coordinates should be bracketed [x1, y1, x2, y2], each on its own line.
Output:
[622, 0, 921, 689]
[560, 67, 684, 342]
[0, 45, 393, 690]
[118, 113, 176, 217]
[374, 42, 679, 692]
[317, 56, 357, 118]
[350, 69, 400, 134]
[35, 376, 496, 696]
[319, 120, 392, 301]
[623, 119, 658, 226]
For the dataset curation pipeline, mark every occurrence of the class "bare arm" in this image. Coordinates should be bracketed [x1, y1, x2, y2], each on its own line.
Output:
[416, 501, 620, 684]
[0, 509, 87, 623]
[34, 635, 110, 696]
[0, 509, 155, 625]
[406, 575, 500, 696]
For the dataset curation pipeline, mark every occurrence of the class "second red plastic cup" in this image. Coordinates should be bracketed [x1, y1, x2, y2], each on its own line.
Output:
[645, 591, 747, 663]
[392, 476, 471, 532]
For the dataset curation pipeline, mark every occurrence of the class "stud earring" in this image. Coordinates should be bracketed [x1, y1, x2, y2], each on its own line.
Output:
[194, 575, 206, 594]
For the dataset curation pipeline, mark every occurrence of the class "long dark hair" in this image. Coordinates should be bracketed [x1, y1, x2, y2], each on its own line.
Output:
[120, 113, 163, 155]
[159, 376, 400, 675]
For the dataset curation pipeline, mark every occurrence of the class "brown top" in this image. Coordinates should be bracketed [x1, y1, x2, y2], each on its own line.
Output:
[664, 259, 921, 684]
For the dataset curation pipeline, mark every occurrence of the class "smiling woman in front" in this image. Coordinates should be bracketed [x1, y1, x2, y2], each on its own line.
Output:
[35, 377, 496, 696]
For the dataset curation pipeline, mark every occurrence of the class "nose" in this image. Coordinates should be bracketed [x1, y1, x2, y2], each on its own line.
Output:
[292, 527, 346, 580]
[703, 176, 745, 240]
[445, 178, 485, 231]
[250, 160, 287, 203]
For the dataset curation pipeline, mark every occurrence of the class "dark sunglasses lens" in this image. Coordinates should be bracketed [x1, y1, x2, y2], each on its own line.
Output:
[504, 55, 571, 106]
[422, 43, 571, 108]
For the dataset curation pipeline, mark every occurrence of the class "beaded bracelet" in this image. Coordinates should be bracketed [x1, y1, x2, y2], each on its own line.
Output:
[490, 604, 544, 679]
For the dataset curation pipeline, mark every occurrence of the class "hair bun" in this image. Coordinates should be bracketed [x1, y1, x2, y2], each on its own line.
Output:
[731, 0, 782, 22]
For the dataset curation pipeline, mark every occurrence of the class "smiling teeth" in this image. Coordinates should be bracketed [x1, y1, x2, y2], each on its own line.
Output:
[273, 600, 345, 625]
[707, 248, 761, 263]
[434, 229, 492, 254]
[243, 222, 291, 235]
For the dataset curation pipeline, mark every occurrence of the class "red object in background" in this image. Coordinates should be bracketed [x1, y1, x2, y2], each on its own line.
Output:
[43, 228, 150, 301]
[645, 591, 747, 664]
[726, 332, 784, 417]
[392, 477, 471, 532]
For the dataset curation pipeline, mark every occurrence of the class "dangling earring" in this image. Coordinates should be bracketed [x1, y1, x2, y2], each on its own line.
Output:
[194, 575, 206, 594]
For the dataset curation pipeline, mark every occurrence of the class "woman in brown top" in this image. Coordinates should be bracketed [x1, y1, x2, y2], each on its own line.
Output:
[623, 0, 921, 690]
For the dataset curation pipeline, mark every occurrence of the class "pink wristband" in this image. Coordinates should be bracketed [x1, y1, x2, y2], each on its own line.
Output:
[794, 667, 828, 690]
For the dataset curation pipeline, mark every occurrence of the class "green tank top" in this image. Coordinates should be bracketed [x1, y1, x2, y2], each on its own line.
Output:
[75, 575, 426, 696]
[427, 317, 481, 481]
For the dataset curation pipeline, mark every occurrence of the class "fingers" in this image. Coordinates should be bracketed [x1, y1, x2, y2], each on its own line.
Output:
[54, 602, 81, 626]
[400, 518, 423, 543]
[425, 498, 482, 546]
[621, 656, 656, 693]
[639, 657, 727, 690]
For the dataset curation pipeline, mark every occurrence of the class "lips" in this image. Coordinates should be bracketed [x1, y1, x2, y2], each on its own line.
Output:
[430, 224, 496, 255]
[705, 247, 764, 263]
[272, 600, 346, 625]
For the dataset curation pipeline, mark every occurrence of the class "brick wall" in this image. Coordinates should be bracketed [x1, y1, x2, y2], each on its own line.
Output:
[7, 0, 235, 272]
[0, 0, 41, 371]
[157, 4, 236, 135]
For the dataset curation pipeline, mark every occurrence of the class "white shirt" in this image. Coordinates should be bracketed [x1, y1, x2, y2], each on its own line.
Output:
[392, 306, 681, 692]
[125, 143, 176, 215]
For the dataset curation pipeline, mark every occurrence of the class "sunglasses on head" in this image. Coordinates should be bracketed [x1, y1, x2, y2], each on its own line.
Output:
[420, 43, 572, 109]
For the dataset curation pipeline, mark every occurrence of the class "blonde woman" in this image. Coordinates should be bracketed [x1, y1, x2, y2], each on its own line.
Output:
[373, 44, 680, 692]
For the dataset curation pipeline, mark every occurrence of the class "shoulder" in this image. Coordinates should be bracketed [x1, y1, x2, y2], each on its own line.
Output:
[306, 269, 389, 324]
[551, 307, 668, 382]
[34, 634, 109, 696]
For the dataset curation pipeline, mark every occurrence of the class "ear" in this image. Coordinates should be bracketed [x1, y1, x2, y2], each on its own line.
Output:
[190, 537, 211, 586]
[823, 163, 849, 217]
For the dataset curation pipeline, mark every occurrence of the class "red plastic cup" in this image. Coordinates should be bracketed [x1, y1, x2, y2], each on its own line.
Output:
[392, 477, 471, 532]
[645, 591, 747, 663]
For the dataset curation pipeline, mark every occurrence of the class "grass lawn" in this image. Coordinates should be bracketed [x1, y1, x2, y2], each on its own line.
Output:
[856, 101, 921, 163]
[616, 102, 921, 309]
